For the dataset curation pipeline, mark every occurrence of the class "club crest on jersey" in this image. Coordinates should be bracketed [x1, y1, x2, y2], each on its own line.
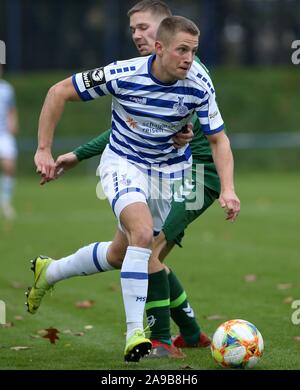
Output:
[120, 174, 131, 186]
[173, 97, 189, 116]
[82, 67, 106, 89]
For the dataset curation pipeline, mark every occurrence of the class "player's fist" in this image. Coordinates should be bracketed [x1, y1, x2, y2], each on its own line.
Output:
[55, 152, 79, 174]
[173, 122, 194, 149]
[219, 190, 240, 222]
[34, 148, 56, 185]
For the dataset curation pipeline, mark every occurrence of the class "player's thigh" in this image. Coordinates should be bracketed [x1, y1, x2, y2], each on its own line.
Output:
[163, 185, 219, 245]
[99, 148, 154, 246]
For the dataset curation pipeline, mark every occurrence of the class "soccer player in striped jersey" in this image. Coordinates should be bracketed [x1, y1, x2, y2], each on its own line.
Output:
[41, 1, 223, 354]
[31, 15, 240, 362]
[0, 65, 18, 220]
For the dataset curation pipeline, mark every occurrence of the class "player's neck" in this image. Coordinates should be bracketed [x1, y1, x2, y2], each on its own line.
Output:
[151, 57, 177, 84]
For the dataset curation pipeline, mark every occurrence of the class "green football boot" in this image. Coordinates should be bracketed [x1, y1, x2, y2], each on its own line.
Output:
[124, 329, 152, 362]
[25, 256, 53, 314]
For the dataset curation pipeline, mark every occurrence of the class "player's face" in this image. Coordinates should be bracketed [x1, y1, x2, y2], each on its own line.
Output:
[159, 32, 199, 81]
[130, 11, 165, 56]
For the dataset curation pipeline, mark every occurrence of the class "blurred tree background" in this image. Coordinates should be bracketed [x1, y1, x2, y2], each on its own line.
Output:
[1, 0, 300, 174]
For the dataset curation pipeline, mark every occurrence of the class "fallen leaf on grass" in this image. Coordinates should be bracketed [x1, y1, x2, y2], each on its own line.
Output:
[109, 283, 120, 292]
[1, 322, 14, 328]
[180, 365, 193, 370]
[10, 281, 26, 289]
[14, 316, 24, 321]
[294, 337, 300, 341]
[37, 329, 48, 337]
[73, 332, 84, 337]
[244, 274, 257, 283]
[63, 329, 87, 336]
[10, 346, 31, 351]
[84, 325, 93, 330]
[43, 327, 60, 344]
[62, 329, 73, 334]
[29, 335, 41, 339]
[283, 296, 294, 304]
[75, 300, 95, 308]
[277, 283, 293, 290]
[205, 314, 225, 321]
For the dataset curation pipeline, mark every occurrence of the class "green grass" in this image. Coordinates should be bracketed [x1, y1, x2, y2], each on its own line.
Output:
[0, 172, 300, 370]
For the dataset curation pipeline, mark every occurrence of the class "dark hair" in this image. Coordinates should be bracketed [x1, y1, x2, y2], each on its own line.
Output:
[127, 0, 172, 18]
[156, 16, 200, 44]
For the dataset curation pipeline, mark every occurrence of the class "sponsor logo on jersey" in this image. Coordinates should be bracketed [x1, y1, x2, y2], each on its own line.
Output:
[173, 97, 189, 116]
[82, 67, 106, 89]
[82, 72, 91, 88]
[126, 116, 138, 129]
[209, 111, 218, 120]
[129, 96, 147, 105]
[92, 68, 104, 82]
[142, 121, 173, 134]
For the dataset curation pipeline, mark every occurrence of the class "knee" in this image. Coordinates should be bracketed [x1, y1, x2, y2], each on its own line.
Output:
[2, 160, 16, 176]
[129, 226, 153, 248]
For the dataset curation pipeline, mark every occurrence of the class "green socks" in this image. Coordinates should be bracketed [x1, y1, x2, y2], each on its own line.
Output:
[146, 269, 171, 344]
[146, 268, 202, 345]
[168, 269, 201, 345]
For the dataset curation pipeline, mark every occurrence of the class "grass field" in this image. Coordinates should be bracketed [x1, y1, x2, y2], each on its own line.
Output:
[0, 172, 300, 370]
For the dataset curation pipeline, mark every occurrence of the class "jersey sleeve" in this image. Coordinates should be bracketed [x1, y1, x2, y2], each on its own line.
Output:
[73, 129, 111, 161]
[195, 89, 224, 135]
[72, 66, 114, 101]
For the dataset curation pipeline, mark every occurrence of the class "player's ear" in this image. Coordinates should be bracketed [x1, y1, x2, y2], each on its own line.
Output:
[155, 40, 164, 57]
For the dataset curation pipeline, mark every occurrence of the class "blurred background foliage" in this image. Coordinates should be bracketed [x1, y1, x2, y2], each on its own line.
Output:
[1, 0, 300, 173]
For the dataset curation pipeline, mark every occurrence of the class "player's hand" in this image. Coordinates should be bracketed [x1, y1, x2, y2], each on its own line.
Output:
[219, 190, 240, 222]
[34, 148, 56, 185]
[173, 123, 194, 149]
[54, 152, 80, 179]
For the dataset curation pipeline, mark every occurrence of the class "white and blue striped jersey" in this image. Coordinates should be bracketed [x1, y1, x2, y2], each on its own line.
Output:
[72, 55, 224, 177]
[0, 80, 15, 136]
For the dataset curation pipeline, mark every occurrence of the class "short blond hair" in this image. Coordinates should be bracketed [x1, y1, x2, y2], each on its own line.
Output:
[156, 16, 200, 45]
[127, 0, 172, 18]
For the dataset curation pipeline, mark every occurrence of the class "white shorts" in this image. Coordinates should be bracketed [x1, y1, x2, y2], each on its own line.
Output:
[99, 146, 172, 235]
[0, 134, 17, 160]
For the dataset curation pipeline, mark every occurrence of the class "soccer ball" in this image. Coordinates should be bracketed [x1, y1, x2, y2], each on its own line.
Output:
[211, 319, 264, 368]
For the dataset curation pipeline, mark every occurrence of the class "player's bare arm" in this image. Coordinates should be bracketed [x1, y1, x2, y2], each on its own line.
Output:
[207, 131, 240, 222]
[35, 77, 80, 184]
[8, 107, 19, 136]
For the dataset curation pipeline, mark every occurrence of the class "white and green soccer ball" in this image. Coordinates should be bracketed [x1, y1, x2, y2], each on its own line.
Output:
[211, 319, 264, 369]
